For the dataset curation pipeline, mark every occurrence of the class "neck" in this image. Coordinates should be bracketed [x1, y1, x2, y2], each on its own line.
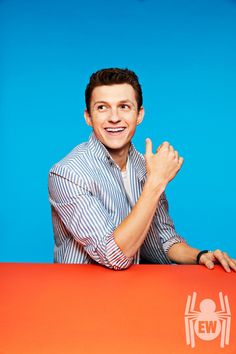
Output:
[107, 145, 130, 172]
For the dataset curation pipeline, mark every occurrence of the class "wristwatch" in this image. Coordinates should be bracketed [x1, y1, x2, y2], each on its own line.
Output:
[196, 250, 209, 264]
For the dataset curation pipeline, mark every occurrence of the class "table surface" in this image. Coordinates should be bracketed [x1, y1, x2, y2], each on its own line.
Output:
[0, 263, 235, 354]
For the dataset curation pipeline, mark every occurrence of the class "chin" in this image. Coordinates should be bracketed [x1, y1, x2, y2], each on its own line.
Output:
[97, 133, 131, 151]
[104, 143, 125, 150]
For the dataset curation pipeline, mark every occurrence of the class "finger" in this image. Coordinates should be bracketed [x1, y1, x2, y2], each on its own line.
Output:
[169, 145, 176, 159]
[178, 157, 184, 166]
[219, 258, 231, 273]
[156, 141, 170, 153]
[200, 254, 215, 270]
[223, 252, 236, 272]
[145, 138, 153, 157]
[174, 150, 179, 160]
[156, 143, 163, 153]
[205, 260, 215, 270]
[213, 250, 231, 273]
[162, 141, 170, 150]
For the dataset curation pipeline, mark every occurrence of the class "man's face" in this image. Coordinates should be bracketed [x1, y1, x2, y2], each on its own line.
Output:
[84, 83, 144, 153]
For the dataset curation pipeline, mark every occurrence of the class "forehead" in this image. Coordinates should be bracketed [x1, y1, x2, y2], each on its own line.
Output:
[91, 84, 137, 104]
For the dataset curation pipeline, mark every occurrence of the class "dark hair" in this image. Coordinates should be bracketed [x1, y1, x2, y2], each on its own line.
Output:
[85, 68, 143, 114]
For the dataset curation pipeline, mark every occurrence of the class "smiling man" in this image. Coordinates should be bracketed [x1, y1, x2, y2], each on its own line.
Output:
[84, 83, 143, 172]
[48, 68, 236, 272]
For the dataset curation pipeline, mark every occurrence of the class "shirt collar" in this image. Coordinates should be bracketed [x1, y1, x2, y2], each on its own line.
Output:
[87, 132, 146, 181]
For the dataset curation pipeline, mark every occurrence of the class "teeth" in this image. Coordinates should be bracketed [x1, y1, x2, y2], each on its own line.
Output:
[105, 128, 125, 132]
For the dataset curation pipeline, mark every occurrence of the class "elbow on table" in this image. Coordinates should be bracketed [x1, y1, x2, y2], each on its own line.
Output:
[111, 262, 133, 271]
[105, 257, 133, 271]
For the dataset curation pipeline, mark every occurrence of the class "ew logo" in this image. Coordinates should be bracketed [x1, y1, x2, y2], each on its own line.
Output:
[184, 292, 231, 348]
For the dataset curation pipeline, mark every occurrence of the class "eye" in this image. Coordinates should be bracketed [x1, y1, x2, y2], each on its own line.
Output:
[97, 104, 108, 111]
[120, 104, 131, 110]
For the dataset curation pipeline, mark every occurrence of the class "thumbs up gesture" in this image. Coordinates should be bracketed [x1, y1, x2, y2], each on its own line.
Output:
[145, 138, 184, 189]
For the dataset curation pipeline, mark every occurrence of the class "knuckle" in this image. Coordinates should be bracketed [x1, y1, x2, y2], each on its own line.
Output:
[162, 142, 169, 149]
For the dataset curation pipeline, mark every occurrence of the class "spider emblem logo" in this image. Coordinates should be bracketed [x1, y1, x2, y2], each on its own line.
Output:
[184, 292, 231, 348]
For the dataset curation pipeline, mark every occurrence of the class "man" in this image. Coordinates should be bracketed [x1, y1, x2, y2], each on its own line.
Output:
[48, 68, 236, 272]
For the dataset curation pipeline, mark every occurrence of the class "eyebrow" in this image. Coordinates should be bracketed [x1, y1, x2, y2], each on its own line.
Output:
[93, 100, 136, 108]
[93, 101, 107, 108]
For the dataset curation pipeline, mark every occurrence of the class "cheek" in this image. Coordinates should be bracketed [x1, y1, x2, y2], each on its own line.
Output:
[128, 113, 140, 125]
[92, 117, 107, 132]
[122, 111, 136, 119]
[93, 112, 109, 121]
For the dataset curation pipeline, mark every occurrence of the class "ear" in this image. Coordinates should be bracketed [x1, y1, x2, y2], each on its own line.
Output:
[84, 109, 93, 127]
[136, 106, 144, 126]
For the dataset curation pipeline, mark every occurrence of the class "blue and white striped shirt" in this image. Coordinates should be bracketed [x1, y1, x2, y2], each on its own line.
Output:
[48, 132, 185, 270]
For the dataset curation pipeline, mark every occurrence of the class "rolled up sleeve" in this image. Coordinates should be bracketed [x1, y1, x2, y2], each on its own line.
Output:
[155, 192, 187, 255]
[49, 170, 133, 270]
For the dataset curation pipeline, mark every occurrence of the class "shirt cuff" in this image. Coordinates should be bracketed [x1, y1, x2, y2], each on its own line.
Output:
[106, 233, 134, 270]
[162, 236, 186, 256]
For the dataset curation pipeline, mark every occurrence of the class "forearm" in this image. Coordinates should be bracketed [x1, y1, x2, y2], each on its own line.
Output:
[167, 242, 200, 264]
[114, 178, 165, 258]
[114, 138, 184, 259]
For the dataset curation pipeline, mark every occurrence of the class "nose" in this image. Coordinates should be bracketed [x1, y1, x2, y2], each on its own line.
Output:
[108, 108, 121, 123]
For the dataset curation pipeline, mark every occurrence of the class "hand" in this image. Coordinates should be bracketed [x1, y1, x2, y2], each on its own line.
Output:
[199, 249, 236, 272]
[145, 138, 184, 188]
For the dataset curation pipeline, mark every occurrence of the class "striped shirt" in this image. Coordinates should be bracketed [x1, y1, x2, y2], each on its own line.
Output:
[48, 132, 185, 270]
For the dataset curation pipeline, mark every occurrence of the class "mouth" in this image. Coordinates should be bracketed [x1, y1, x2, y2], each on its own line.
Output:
[104, 127, 126, 135]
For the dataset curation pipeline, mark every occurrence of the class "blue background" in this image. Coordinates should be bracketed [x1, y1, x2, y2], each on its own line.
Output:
[1, 0, 236, 262]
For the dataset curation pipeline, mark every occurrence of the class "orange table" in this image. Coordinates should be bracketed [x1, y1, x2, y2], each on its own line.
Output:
[0, 263, 235, 354]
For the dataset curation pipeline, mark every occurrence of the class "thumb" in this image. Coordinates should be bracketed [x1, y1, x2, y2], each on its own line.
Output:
[200, 254, 214, 270]
[145, 138, 153, 158]
[205, 260, 215, 270]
